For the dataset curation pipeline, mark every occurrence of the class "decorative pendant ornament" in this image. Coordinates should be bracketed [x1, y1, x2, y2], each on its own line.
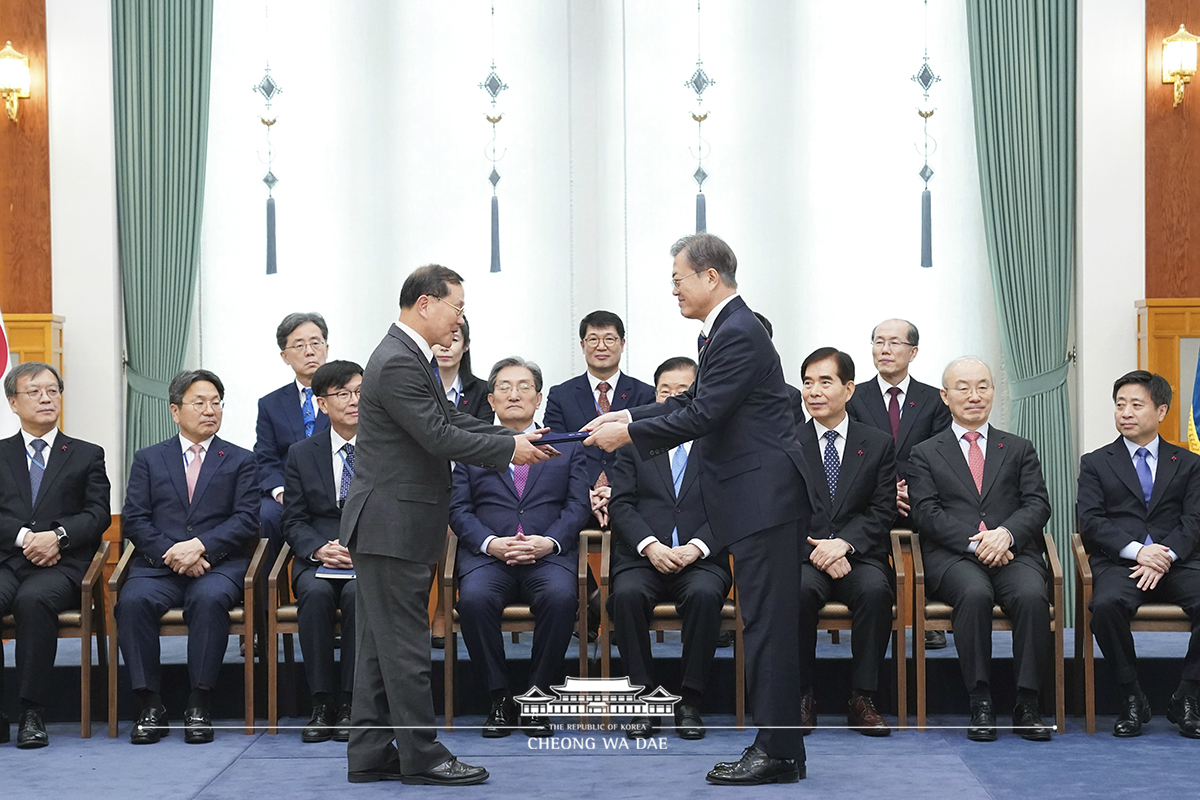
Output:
[911, 0, 940, 269]
[685, 1, 715, 233]
[252, 5, 282, 275]
[480, 1, 508, 273]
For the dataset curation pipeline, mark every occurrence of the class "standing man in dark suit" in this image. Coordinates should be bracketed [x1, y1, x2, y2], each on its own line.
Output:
[0, 362, 110, 748]
[339, 264, 551, 786]
[255, 313, 331, 558]
[587, 233, 816, 785]
[449, 357, 591, 738]
[118, 369, 260, 745]
[796, 348, 897, 737]
[608, 356, 732, 741]
[281, 360, 363, 743]
[1077, 370, 1200, 738]
[908, 357, 1054, 742]
[847, 318, 952, 648]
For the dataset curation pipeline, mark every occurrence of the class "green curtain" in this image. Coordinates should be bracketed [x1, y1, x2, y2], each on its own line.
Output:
[112, 0, 213, 473]
[965, 1, 1076, 617]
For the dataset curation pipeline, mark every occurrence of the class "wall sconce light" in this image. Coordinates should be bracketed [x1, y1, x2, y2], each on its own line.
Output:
[0, 41, 31, 122]
[1163, 24, 1199, 108]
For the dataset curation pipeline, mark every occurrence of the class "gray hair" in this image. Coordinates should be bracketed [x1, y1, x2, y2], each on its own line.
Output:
[3, 361, 62, 398]
[168, 369, 225, 406]
[870, 318, 920, 348]
[670, 232, 738, 289]
[487, 356, 544, 394]
[275, 312, 329, 350]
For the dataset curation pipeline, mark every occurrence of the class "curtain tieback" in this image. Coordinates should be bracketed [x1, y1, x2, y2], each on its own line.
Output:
[1008, 361, 1070, 401]
[126, 367, 172, 400]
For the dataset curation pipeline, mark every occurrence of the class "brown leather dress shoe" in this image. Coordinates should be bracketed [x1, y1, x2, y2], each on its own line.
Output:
[799, 693, 816, 735]
[848, 695, 891, 737]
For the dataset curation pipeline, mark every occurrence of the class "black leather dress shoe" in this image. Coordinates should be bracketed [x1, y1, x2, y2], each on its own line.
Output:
[848, 695, 891, 737]
[184, 707, 214, 744]
[130, 706, 169, 744]
[522, 715, 552, 737]
[1167, 693, 1200, 739]
[400, 757, 489, 786]
[799, 693, 816, 735]
[302, 703, 333, 743]
[675, 704, 705, 740]
[332, 702, 352, 742]
[925, 630, 947, 650]
[483, 697, 516, 738]
[0, 710, 10, 744]
[1114, 693, 1151, 737]
[626, 716, 657, 739]
[967, 701, 997, 742]
[706, 745, 803, 785]
[1012, 702, 1052, 741]
[16, 709, 49, 749]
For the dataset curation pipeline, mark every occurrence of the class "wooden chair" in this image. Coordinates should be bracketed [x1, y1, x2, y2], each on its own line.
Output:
[1071, 532, 1192, 734]
[596, 529, 746, 728]
[441, 529, 596, 730]
[912, 531, 1065, 732]
[1, 540, 110, 738]
[107, 539, 268, 737]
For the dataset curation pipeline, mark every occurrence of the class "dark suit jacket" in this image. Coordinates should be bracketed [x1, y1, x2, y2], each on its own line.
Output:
[0, 431, 110, 579]
[847, 376, 952, 481]
[339, 324, 516, 565]
[798, 419, 897, 566]
[449, 440, 590, 578]
[544, 371, 655, 485]
[122, 435, 260, 581]
[254, 382, 330, 497]
[608, 440, 730, 582]
[627, 296, 816, 549]
[450, 372, 494, 424]
[908, 424, 1051, 591]
[1077, 436, 1200, 576]
[281, 428, 345, 564]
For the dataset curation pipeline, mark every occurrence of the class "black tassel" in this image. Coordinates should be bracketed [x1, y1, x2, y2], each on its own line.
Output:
[266, 196, 277, 275]
[920, 188, 932, 268]
[490, 195, 501, 273]
[696, 193, 707, 233]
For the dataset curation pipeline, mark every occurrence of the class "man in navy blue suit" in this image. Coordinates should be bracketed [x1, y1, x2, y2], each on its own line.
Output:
[118, 369, 260, 745]
[587, 233, 817, 785]
[449, 357, 591, 738]
[255, 313, 331, 557]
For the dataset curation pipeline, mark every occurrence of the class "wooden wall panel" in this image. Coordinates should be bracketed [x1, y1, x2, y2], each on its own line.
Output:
[1147, 0, 1200, 298]
[0, 0, 51, 314]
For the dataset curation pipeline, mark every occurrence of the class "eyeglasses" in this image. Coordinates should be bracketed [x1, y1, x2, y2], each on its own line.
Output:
[670, 270, 706, 291]
[181, 400, 225, 412]
[946, 384, 994, 397]
[493, 382, 537, 395]
[583, 335, 621, 349]
[19, 386, 60, 400]
[323, 389, 361, 402]
[871, 338, 915, 350]
[283, 340, 327, 353]
[435, 296, 466, 318]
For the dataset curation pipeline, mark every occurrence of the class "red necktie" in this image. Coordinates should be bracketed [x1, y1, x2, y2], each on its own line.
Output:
[963, 431, 986, 531]
[887, 386, 902, 441]
[594, 382, 612, 488]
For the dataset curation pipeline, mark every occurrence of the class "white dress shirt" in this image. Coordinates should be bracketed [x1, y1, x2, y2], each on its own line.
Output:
[634, 440, 711, 559]
[15, 427, 61, 546]
[396, 320, 435, 363]
[330, 428, 357, 500]
[876, 374, 912, 417]
[587, 369, 623, 412]
[1117, 435, 1177, 562]
[445, 373, 464, 407]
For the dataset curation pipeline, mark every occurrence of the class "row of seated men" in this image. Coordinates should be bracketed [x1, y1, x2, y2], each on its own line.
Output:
[1, 308, 1198, 751]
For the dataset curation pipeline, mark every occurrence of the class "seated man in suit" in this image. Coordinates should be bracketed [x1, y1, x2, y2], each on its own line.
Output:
[0, 362, 110, 748]
[608, 356, 732, 741]
[796, 348, 897, 737]
[118, 369, 260, 744]
[908, 357, 1053, 742]
[1078, 370, 1200, 738]
[449, 357, 591, 738]
[848, 319, 952, 650]
[282, 360, 362, 743]
[255, 313, 331, 558]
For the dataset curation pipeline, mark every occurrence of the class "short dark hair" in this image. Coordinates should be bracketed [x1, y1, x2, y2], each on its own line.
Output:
[458, 315, 475, 379]
[169, 369, 225, 406]
[801, 347, 855, 384]
[754, 312, 774, 339]
[1113, 370, 1172, 409]
[275, 312, 329, 350]
[579, 310, 625, 341]
[654, 356, 697, 386]
[3, 361, 63, 398]
[399, 264, 463, 309]
[670, 232, 738, 289]
[312, 360, 363, 398]
[869, 318, 920, 348]
[487, 356, 544, 394]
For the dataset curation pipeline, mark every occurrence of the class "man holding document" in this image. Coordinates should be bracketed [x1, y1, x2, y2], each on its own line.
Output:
[585, 233, 818, 785]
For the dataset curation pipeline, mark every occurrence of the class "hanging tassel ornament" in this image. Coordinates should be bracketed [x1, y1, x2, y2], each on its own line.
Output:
[479, 2, 508, 273]
[253, 6, 282, 275]
[912, 0, 940, 269]
[684, 1, 715, 233]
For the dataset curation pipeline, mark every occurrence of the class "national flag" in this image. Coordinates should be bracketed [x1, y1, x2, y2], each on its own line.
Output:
[0, 310, 18, 437]
[1190, 346, 1200, 455]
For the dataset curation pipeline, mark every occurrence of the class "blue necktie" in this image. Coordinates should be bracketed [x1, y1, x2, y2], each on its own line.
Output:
[669, 445, 688, 547]
[430, 355, 441, 383]
[1135, 447, 1155, 545]
[29, 438, 47, 504]
[697, 333, 708, 356]
[301, 387, 315, 437]
[823, 429, 840, 499]
[339, 443, 355, 504]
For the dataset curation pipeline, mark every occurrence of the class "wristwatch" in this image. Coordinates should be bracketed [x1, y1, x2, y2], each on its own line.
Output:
[55, 527, 70, 551]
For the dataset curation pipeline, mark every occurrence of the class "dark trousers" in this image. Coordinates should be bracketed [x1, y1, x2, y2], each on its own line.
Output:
[1090, 563, 1200, 687]
[261, 497, 285, 564]
[933, 557, 1051, 695]
[798, 560, 894, 694]
[292, 563, 357, 696]
[0, 559, 79, 706]
[608, 564, 731, 700]
[456, 559, 577, 694]
[727, 520, 806, 762]
[348, 551, 448, 775]
[115, 568, 243, 693]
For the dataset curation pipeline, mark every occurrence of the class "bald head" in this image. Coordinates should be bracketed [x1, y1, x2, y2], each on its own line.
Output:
[940, 357, 995, 430]
[942, 357, 992, 388]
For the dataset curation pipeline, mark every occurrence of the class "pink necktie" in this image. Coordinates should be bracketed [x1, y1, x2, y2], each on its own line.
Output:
[963, 431, 985, 531]
[186, 443, 204, 502]
[513, 463, 529, 535]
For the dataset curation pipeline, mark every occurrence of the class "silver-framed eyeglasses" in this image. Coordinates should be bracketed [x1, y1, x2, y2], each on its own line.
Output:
[20, 386, 60, 400]
[182, 400, 225, 412]
[493, 381, 537, 395]
[283, 340, 327, 353]
[435, 296, 466, 318]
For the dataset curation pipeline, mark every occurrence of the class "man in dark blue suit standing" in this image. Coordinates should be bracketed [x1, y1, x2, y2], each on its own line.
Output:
[450, 357, 591, 738]
[587, 233, 817, 785]
[118, 369, 260, 745]
[255, 313, 331, 557]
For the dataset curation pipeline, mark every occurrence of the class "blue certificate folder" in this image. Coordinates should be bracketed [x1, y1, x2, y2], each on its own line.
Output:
[316, 565, 355, 580]
[535, 430, 590, 446]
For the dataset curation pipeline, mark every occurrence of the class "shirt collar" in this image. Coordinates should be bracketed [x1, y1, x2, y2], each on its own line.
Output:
[295, 378, 313, 401]
[330, 427, 356, 453]
[587, 369, 622, 393]
[951, 420, 990, 442]
[812, 414, 850, 442]
[450, 373, 463, 396]
[21, 426, 58, 452]
[1123, 435, 1160, 461]
[877, 373, 911, 398]
[179, 433, 216, 453]
[395, 320, 434, 364]
[700, 293, 739, 337]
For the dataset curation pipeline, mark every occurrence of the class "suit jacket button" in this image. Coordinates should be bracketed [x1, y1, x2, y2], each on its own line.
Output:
[518, 509, 524, 514]
[979, 512, 985, 518]
[187, 525, 194, 531]
[676, 506, 682, 513]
